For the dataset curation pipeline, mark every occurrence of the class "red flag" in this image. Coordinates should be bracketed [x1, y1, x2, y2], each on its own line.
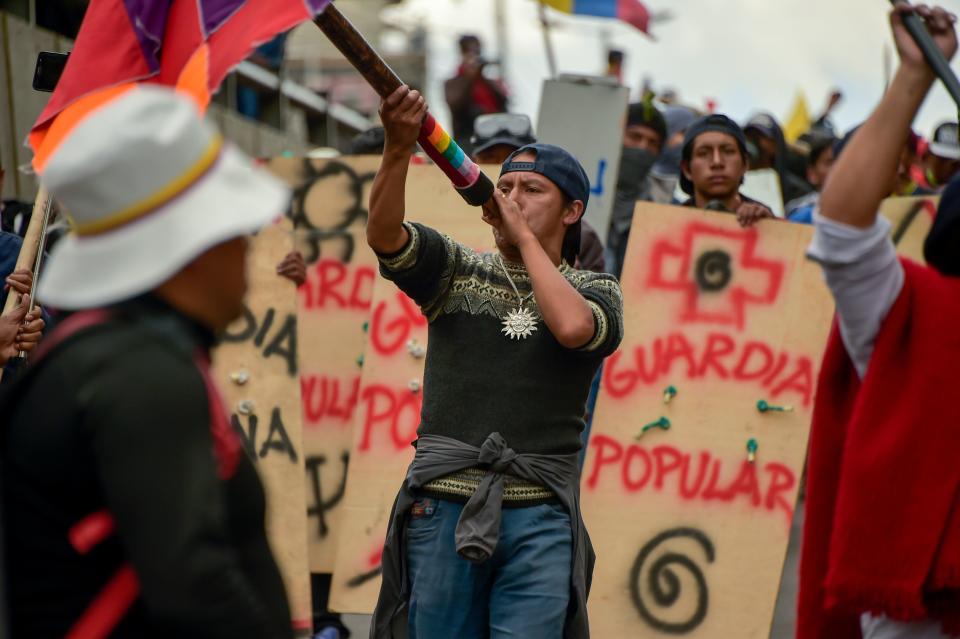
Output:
[31, 0, 330, 169]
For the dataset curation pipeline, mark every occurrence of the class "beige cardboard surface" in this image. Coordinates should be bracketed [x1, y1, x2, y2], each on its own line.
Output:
[880, 195, 938, 263]
[581, 204, 834, 638]
[212, 221, 312, 632]
[327, 165, 497, 613]
[267, 156, 381, 573]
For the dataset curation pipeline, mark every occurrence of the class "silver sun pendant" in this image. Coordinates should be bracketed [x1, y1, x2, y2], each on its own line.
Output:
[501, 306, 538, 340]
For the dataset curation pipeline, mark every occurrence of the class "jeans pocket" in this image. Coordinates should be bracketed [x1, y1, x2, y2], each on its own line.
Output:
[407, 498, 443, 538]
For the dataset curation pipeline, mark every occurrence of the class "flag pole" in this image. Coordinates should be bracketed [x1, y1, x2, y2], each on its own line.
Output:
[538, 1, 558, 79]
[890, 0, 960, 120]
[0, 187, 53, 382]
[494, 0, 509, 84]
[313, 5, 494, 206]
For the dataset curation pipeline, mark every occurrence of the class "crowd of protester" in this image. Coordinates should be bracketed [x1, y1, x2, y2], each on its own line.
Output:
[1, 4, 959, 639]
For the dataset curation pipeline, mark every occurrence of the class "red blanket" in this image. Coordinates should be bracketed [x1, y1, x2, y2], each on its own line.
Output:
[798, 259, 960, 638]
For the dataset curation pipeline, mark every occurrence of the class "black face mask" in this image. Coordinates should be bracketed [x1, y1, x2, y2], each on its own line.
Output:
[617, 146, 658, 193]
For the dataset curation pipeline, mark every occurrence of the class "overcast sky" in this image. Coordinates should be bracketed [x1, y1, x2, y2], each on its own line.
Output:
[383, 0, 960, 140]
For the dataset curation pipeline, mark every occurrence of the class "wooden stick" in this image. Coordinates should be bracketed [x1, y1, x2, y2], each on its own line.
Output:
[2, 187, 50, 316]
[0, 187, 51, 382]
[313, 6, 403, 99]
[313, 5, 494, 207]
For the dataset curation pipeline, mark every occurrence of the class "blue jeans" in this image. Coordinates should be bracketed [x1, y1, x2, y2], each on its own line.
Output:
[406, 497, 572, 639]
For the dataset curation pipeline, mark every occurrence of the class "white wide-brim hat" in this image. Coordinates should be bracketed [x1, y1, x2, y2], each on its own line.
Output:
[37, 85, 290, 310]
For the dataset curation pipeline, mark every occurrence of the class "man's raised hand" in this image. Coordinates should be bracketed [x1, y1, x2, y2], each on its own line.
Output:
[380, 85, 427, 154]
[891, 3, 958, 71]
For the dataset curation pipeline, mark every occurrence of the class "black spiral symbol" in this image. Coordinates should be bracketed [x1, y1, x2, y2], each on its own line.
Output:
[629, 527, 715, 634]
[694, 250, 732, 292]
[288, 159, 375, 264]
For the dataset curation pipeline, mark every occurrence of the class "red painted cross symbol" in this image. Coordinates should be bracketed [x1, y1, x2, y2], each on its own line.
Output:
[646, 222, 784, 330]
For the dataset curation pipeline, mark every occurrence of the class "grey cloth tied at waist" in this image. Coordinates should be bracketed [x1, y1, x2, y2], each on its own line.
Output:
[370, 432, 595, 639]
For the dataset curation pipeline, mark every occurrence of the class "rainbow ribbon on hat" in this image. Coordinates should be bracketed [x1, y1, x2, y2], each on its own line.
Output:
[417, 114, 483, 193]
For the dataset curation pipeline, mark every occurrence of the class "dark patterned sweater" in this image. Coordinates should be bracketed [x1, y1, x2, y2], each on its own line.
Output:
[379, 222, 624, 457]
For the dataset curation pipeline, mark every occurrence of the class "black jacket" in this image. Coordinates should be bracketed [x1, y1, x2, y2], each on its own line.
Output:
[1, 296, 292, 638]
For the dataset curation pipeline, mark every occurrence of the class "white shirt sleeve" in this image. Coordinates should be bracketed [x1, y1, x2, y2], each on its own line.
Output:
[860, 613, 956, 639]
[806, 209, 905, 380]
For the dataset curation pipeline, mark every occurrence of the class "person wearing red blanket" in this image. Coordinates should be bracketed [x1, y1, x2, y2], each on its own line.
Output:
[798, 4, 960, 639]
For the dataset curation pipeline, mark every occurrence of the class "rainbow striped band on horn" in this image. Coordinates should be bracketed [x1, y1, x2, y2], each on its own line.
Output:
[418, 114, 492, 205]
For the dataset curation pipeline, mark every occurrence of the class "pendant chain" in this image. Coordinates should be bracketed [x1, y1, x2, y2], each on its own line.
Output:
[496, 255, 534, 307]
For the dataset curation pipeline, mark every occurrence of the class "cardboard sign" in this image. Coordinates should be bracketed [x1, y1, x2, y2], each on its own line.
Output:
[581, 204, 833, 638]
[880, 195, 938, 263]
[742, 169, 786, 218]
[266, 156, 381, 573]
[327, 166, 496, 613]
[536, 75, 629, 243]
[212, 221, 312, 632]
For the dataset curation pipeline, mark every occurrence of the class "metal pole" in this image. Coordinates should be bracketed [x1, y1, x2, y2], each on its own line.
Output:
[890, 0, 960, 120]
[494, 0, 509, 83]
[538, 1, 557, 79]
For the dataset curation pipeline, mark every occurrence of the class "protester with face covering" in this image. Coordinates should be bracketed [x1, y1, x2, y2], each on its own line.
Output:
[1, 86, 294, 638]
[797, 5, 960, 638]
[744, 112, 814, 206]
[606, 99, 666, 278]
[679, 114, 775, 227]
[648, 105, 699, 205]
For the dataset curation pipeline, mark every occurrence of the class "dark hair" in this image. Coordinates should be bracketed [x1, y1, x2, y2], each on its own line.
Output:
[608, 49, 624, 64]
[625, 99, 667, 145]
[459, 35, 481, 53]
[560, 192, 581, 265]
[681, 114, 749, 164]
[803, 131, 837, 168]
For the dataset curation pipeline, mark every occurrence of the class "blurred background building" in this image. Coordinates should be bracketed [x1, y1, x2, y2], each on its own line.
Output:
[0, 0, 426, 201]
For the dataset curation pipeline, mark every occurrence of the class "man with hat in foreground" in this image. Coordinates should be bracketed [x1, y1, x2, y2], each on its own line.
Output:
[798, 4, 960, 637]
[1, 86, 295, 638]
[680, 113, 775, 227]
[368, 85, 623, 638]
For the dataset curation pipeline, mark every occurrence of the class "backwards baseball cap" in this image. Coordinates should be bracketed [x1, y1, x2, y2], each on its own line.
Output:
[471, 113, 536, 156]
[501, 143, 590, 264]
[679, 114, 749, 195]
[928, 122, 960, 160]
